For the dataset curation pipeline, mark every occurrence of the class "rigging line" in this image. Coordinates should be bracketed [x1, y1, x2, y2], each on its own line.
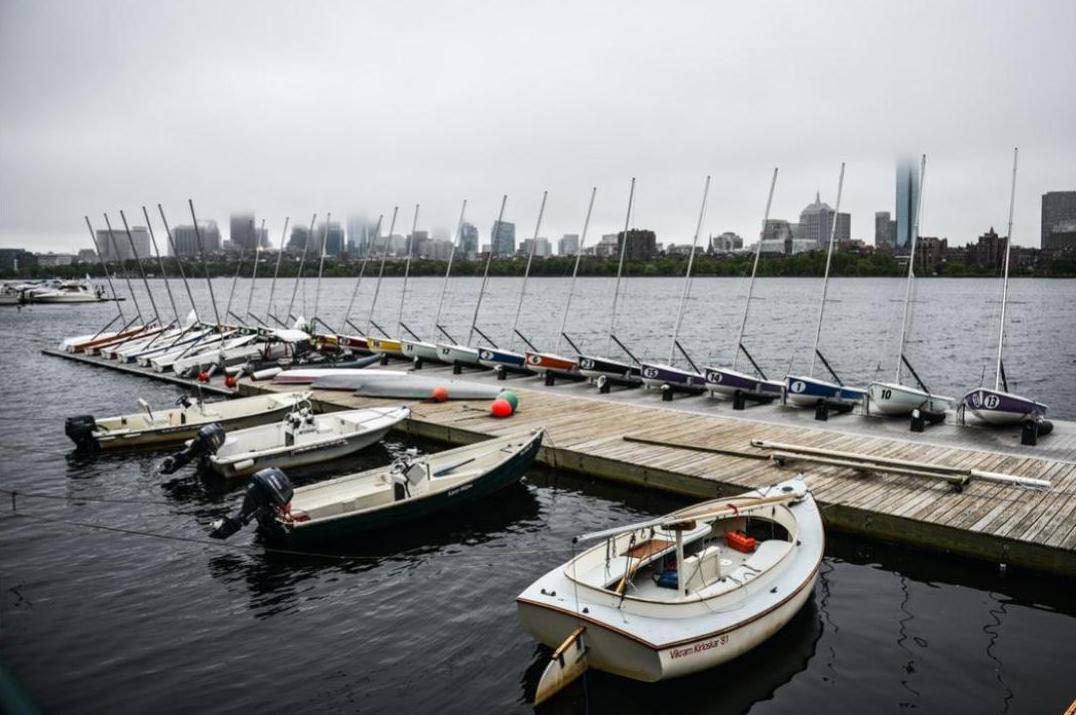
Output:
[809, 162, 846, 378]
[286, 213, 317, 327]
[509, 190, 548, 350]
[668, 175, 711, 366]
[732, 167, 778, 371]
[367, 207, 399, 335]
[895, 154, 927, 385]
[265, 217, 291, 323]
[995, 147, 1019, 392]
[432, 201, 468, 336]
[343, 214, 382, 329]
[554, 186, 596, 354]
[607, 178, 636, 357]
[1, 487, 177, 508]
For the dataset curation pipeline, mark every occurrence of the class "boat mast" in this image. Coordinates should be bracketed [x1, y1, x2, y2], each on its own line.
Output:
[808, 162, 845, 377]
[343, 214, 381, 331]
[141, 207, 180, 324]
[119, 210, 161, 325]
[995, 147, 1019, 392]
[156, 204, 199, 321]
[432, 200, 468, 336]
[467, 195, 508, 346]
[554, 187, 596, 354]
[396, 205, 419, 334]
[83, 216, 124, 322]
[265, 217, 290, 323]
[732, 168, 778, 372]
[313, 212, 332, 332]
[244, 218, 265, 318]
[508, 191, 548, 350]
[894, 155, 927, 384]
[285, 213, 317, 324]
[668, 175, 711, 365]
[367, 206, 399, 335]
[224, 246, 245, 322]
[607, 178, 636, 356]
[188, 200, 222, 327]
[102, 212, 144, 323]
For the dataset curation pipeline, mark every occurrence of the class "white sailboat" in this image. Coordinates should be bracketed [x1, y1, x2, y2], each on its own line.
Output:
[867, 154, 954, 418]
[961, 147, 1048, 426]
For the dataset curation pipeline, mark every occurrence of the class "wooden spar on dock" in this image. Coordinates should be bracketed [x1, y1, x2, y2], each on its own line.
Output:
[366, 206, 399, 336]
[751, 439, 1051, 488]
[343, 214, 381, 333]
[157, 204, 200, 322]
[286, 213, 317, 326]
[265, 216, 290, 325]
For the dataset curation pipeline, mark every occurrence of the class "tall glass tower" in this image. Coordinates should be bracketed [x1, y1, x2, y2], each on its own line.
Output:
[895, 158, 920, 253]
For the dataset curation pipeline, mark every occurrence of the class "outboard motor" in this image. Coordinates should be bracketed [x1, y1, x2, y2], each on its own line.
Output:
[158, 422, 226, 474]
[65, 415, 98, 451]
[210, 467, 294, 539]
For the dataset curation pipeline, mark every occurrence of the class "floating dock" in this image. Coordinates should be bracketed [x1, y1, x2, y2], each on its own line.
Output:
[42, 348, 235, 396]
[43, 348, 1076, 577]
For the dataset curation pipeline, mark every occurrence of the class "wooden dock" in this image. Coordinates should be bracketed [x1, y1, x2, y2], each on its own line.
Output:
[41, 347, 1076, 577]
[42, 348, 236, 396]
[235, 365, 1076, 578]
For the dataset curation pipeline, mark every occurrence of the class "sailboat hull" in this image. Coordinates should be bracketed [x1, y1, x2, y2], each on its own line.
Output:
[334, 335, 371, 352]
[436, 343, 484, 367]
[784, 375, 866, 407]
[961, 387, 1047, 425]
[367, 337, 403, 355]
[577, 355, 641, 383]
[866, 382, 952, 416]
[524, 351, 579, 375]
[705, 368, 784, 400]
[640, 364, 706, 390]
[478, 348, 532, 372]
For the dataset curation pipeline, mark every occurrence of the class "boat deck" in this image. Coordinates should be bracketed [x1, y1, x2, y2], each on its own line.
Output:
[236, 362, 1076, 577]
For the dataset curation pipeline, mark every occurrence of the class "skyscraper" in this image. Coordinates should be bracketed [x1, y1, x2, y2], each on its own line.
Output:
[312, 221, 344, 256]
[895, 158, 920, 253]
[798, 193, 849, 249]
[460, 222, 479, 259]
[558, 233, 580, 256]
[491, 220, 515, 257]
[1041, 191, 1076, 249]
[169, 221, 220, 256]
[96, 227, 152, 262]
[230, 212, 257, 252]
[874, 211, 895, 249]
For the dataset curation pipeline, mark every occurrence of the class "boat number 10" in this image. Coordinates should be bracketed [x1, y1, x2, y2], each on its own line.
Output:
[879, 388, 893, 400]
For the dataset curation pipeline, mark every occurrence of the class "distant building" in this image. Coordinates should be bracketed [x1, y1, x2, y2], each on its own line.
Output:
[230, 212, 257, 252]
[170, 221, 221, 256]
[0, 248, 36, 273]
[491, 220, 515, 257]
[895, 157, 920, 253]
[425, 239, 454, 261]
[96, 226, 152, 262]
[520, 237, 552, 257]
[666, 244, 698, 257]
[408, 230, 430, 259]
[595, 234, 620, 258]
[874, 211, 896, 249]
[762, 219, 795, 243]
[558, 233, 580, 257]
[312, 221, 344, 256]
[711, 231, 743, 253]
[915, 236, 948, 273]
[287, 225, 310, 255]
[460, 222, 479, 259]
[346, 215, 374, 257]
[76, 249, 99, 264]
[1042, 192, 1076, 249]
[967, 227, 1007, 270]
[798, 192, 849, 249]
[617, 229, 657, 260]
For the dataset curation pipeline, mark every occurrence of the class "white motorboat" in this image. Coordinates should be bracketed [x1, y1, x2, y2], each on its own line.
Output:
[517, 478, 822, 702]
[162, 405, 410, 479]
[32, 280, 105, 303]
[64, 391, 311, 451]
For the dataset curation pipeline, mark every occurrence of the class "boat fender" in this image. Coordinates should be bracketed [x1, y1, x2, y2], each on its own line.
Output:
[210, 467, 295, 539]
[654, 569, 679, 590]
[65, 415, 98, 450]
[158, 422, 227, 474]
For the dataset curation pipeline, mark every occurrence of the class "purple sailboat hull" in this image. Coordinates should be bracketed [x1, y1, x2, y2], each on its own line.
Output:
[577, 354, 641, 383]
[641, 363, 707, 390]
[962, 387, 1047, 425]
[704, 367, 784, 400]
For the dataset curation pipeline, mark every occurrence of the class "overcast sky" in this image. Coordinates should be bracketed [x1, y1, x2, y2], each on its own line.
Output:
[2, 0, 1074, 253]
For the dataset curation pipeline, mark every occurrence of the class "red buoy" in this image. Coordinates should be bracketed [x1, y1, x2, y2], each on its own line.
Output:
[197, 371, 210, 383]
[490, 398, 513, 418]
[431, 385, 449, 402]
[224, 375, 237, 388]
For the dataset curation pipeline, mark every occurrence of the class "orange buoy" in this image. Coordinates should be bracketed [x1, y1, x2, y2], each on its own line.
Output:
[431, 385, 449, 402]
[224, 375, 238, 388]
[197, 371, 210, 383]
[490, 398, 513, 418]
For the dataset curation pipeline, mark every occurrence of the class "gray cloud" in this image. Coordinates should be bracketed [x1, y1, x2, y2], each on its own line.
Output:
[2, 0, 1074, 252]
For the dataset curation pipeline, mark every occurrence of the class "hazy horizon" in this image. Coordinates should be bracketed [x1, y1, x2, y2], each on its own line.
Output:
[2, 1, 1074, 253]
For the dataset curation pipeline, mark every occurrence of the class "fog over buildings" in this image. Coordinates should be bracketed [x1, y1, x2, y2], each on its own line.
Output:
[2, 1, 1075, 253]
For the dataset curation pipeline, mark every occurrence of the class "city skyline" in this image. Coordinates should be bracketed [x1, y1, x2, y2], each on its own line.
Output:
[2, 2, 1075, 252]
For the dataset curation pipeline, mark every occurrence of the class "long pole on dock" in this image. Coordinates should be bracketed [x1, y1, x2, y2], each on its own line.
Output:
[102, 212, 144, 323]
[187, 199, 222, 327]
[286, 213, 317, 325]
[84, 216, 124, 322]
[141, 206, 180, 324]
[554, 187, 596, 354]
[607, 178, 636, 356]
[995, 147, 1018, 391]
[367, 206, 398, 335]
[732, 168, 778, 372]
[432, 201, 467, 338]
[119, 210, 161, 326]
[395, 205, 419, 335]
[668, 175, 710, 365]
[244, 219, 265, 318]
[343, 214, 381, 331]
[156, 204, 199, 322]
[808, 162, 845, 377]
[468, 195, 508, 346]
[265, 217, 290, 324]
[509, 191, 547, 350]
[895, 155, 926, 385]
[313, 212, 331, 331]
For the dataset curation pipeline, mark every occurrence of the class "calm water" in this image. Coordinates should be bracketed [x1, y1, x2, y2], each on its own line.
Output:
[1, 277, 1075, 714]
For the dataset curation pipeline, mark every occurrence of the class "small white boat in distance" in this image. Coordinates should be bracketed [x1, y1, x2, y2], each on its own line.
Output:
[866, 381, 952, 417]
[517, 478, 822, 702]
[198, 405, 410, 479]
[30, 280, 105, 303]
[64, 392, 311, 451]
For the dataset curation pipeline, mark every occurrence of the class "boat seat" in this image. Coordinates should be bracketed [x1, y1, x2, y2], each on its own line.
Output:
[742, 539, 793, 574]
[682, 545, 723, 592]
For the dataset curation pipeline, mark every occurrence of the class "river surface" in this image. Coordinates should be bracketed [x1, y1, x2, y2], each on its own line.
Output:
[1, 277, 1075, 713]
